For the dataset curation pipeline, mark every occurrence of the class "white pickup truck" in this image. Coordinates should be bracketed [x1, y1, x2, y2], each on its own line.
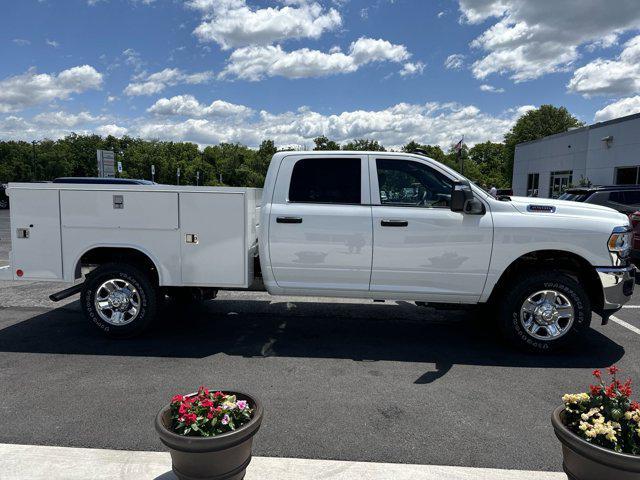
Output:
[0, 151, 635, 351]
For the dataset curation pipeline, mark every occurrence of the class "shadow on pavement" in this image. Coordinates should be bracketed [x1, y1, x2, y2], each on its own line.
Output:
[0, 298, 624, 384]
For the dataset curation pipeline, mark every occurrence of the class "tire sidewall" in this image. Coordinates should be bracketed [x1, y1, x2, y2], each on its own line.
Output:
[504, 274, 590, 352]
[81, 265, 156, 338]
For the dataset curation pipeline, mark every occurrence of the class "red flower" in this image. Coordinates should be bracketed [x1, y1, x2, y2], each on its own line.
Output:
[605, 383, 617, 399]
[590, 384, 602, 395]
[592, 369, 602, 379]
[630, 401, 640, 411]
[620, 379, 633, 397]
[184, 413, 197, 425]
[214, 391, 224, 399]
[178, 403, 190, 415]
[207, 412, 213, 419]
[198, 386, 210, 397]
[608, 365, 620, 376]
[201, 399, 213, 408]
[171, 395, 184, 404]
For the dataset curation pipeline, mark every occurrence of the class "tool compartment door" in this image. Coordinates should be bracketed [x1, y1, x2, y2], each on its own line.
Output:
[179, 192, 247, 287]
[9, 188, 63, 280]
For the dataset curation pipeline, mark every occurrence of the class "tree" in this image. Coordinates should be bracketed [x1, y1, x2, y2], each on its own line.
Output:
[504, 105, 583, 180]
[313, 136, 340, 150]
[401, 142, 447, 163]
[468, 141, 508, 187]
[342, 139, 385, 151]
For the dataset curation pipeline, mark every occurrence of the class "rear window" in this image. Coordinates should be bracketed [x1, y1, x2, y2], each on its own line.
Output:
[610, 191, 640, 207]
[289, 158, 361, 204]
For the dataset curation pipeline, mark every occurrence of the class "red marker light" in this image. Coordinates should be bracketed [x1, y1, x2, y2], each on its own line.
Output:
[16, 269, 23, 277]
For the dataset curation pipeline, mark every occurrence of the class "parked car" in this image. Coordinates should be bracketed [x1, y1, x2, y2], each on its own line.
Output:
[558, 185, 640, 215]
[0, 183, 9, 209]
[0, 151, 635, 352]
[631, 210, 640, 262]
[52, 177, 156, 185]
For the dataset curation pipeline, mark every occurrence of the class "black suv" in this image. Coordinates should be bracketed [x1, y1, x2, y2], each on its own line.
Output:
[0, 184, 8, 209]
[558, 185, 640, 215]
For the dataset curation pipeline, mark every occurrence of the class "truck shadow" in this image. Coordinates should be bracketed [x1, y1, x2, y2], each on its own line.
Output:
[0, 299, 624, 384]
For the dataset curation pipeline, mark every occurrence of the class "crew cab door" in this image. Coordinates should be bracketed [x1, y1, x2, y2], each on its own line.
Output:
[268, 154, 372, 291]
[369, 156, 493, 302]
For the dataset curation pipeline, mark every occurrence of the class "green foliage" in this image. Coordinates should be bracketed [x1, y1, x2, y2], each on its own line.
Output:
[0, 105, 582, 189]
[504, 105, 583, 179]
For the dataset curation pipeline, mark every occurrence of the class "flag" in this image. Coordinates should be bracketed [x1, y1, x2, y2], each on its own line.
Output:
[453, 138, 463, 152]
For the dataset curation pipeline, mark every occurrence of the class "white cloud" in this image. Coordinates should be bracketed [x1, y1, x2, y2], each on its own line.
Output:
[34, 111, 106, 127]
[13, 38, 30, 46]
[189, 0, 342, 49]
[122, 48, 145, 72]
[399, 62, 425, 77]
[594, 96, 640, 122]
[147, 95, 253, 118]
[0, 65, 103, 113]
[479, 84, 504, 93]
[567, 35, 640, 97]
[444, 54, 464, 70]
[135, 100, 528, 150]
[460, 0, 640, 82]
[124, 68, 214, 96]
[46, 39, 60, 48]
[221, 37, 410, 80]
[96, 124, 129, 137]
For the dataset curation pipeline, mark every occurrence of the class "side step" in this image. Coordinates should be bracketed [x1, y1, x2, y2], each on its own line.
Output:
[49, 283, 84, 302]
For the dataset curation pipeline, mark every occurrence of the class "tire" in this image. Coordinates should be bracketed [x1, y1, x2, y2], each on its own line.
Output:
[81, 263, 158, 338]
[499, 270, 591, 352]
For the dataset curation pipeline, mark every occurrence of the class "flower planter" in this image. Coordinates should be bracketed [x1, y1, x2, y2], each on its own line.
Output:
[155, 391, 263, 480]
[552, 406, 640, 480]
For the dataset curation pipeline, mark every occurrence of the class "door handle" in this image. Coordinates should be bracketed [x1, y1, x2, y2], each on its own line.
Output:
[381, 219, 408, 227]
[276, 216, 303, 224]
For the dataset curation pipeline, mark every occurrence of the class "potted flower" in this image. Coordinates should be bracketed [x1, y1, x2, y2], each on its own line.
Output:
[155, 387, 263, 480]
[552, 366, 640, 480]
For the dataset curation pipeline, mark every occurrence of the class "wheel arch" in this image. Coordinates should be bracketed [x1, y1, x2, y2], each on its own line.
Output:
[486, 249, 603, 313]
[74, 245, 161, 285]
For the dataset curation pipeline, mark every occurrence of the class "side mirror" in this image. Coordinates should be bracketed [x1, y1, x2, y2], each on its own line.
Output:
[451, 181, 473, 212]
[451, 181, 485, 215]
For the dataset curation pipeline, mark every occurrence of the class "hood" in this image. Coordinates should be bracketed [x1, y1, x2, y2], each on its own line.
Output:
[507, 196, 630, 225]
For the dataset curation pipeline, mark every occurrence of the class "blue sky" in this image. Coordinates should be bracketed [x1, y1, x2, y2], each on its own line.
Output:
[1, 0, 639, 148]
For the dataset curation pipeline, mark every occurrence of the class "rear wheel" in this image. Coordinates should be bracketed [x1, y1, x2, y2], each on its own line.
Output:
[81, 263, 158, 338]
[499, 271, 590, 352]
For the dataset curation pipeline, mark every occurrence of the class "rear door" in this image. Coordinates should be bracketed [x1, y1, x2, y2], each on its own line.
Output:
[268, 154, 373, 291]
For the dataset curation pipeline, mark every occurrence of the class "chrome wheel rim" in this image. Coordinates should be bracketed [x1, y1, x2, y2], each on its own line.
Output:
[520, 289, 574, 341]
[94, 278, 141, 326]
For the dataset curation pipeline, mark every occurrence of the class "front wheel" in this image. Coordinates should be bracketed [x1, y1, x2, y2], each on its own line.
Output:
[81, 263, 158, 338]
[499, 271, 591, 352]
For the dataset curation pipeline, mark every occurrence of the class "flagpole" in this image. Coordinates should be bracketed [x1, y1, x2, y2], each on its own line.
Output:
[459, 135, 464, 175]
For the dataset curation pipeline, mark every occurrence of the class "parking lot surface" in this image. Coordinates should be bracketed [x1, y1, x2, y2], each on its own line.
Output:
[0, 208, 638, 472]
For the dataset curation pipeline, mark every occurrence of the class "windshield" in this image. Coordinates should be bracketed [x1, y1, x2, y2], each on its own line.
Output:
[558, 192, 590, 202]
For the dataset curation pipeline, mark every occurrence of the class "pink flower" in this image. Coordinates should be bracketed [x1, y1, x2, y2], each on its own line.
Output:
[221, 414, 230, 425]
[237, 400, 248, 410]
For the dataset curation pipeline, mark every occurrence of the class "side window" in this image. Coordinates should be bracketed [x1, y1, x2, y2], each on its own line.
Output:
[376, 159, 453, 208]
[289, 158, 361, 204]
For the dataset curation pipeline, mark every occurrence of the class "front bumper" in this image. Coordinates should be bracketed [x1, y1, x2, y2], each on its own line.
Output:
[596, 265, 635, 315]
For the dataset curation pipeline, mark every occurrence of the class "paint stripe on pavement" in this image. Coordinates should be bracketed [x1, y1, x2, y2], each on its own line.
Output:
[611, 315, 640, 335]
[0, 443, 566, 480]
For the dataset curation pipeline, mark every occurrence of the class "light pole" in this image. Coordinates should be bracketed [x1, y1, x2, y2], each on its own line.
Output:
[31, 140, 37, 181]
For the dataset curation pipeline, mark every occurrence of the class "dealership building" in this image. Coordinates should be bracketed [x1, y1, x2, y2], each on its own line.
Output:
[512, 112, 640, 198]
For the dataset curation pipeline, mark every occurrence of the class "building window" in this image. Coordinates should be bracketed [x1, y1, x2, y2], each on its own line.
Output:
[615, 166, 640, 185]
[549, 170, 573, 198]
[289, 157, 361, 204]
[526, 173, 539, 197]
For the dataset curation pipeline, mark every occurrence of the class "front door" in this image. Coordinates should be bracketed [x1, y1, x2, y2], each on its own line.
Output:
[268, 154, 373, 292]
[370, 156, 493, 302]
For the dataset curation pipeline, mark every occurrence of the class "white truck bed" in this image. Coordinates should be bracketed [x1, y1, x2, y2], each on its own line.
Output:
[2, 183, 262, 288]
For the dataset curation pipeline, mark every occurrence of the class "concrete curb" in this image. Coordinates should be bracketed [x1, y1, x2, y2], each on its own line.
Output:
[0, 443, 566, 479]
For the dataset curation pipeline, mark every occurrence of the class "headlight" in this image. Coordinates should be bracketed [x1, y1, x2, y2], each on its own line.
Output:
[608, 226, 632, 256]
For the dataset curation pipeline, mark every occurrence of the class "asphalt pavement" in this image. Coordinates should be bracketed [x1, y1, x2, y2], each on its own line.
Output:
[0, 208, 638, 473]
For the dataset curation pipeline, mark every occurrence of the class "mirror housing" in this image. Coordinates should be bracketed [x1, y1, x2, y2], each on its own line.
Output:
[451, 181, 485, 215]
[451, 181, 473, 212]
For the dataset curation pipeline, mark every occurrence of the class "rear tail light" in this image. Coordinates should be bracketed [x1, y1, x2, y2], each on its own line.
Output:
[16, 269, 23, 277]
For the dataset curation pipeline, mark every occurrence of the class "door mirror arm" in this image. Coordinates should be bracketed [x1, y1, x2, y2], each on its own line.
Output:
[451, 181, 485, 215]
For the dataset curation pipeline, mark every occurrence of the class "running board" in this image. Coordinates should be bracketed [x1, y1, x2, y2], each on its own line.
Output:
[49, 283, 83, 302]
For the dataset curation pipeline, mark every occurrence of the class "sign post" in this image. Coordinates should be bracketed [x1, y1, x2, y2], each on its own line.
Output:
[151, 164, 155, 182]
[117, 161, 122, 175]
[96, 150, 116, 178]
[177, 167, 180, 185]
[196, 171, 200, 186]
